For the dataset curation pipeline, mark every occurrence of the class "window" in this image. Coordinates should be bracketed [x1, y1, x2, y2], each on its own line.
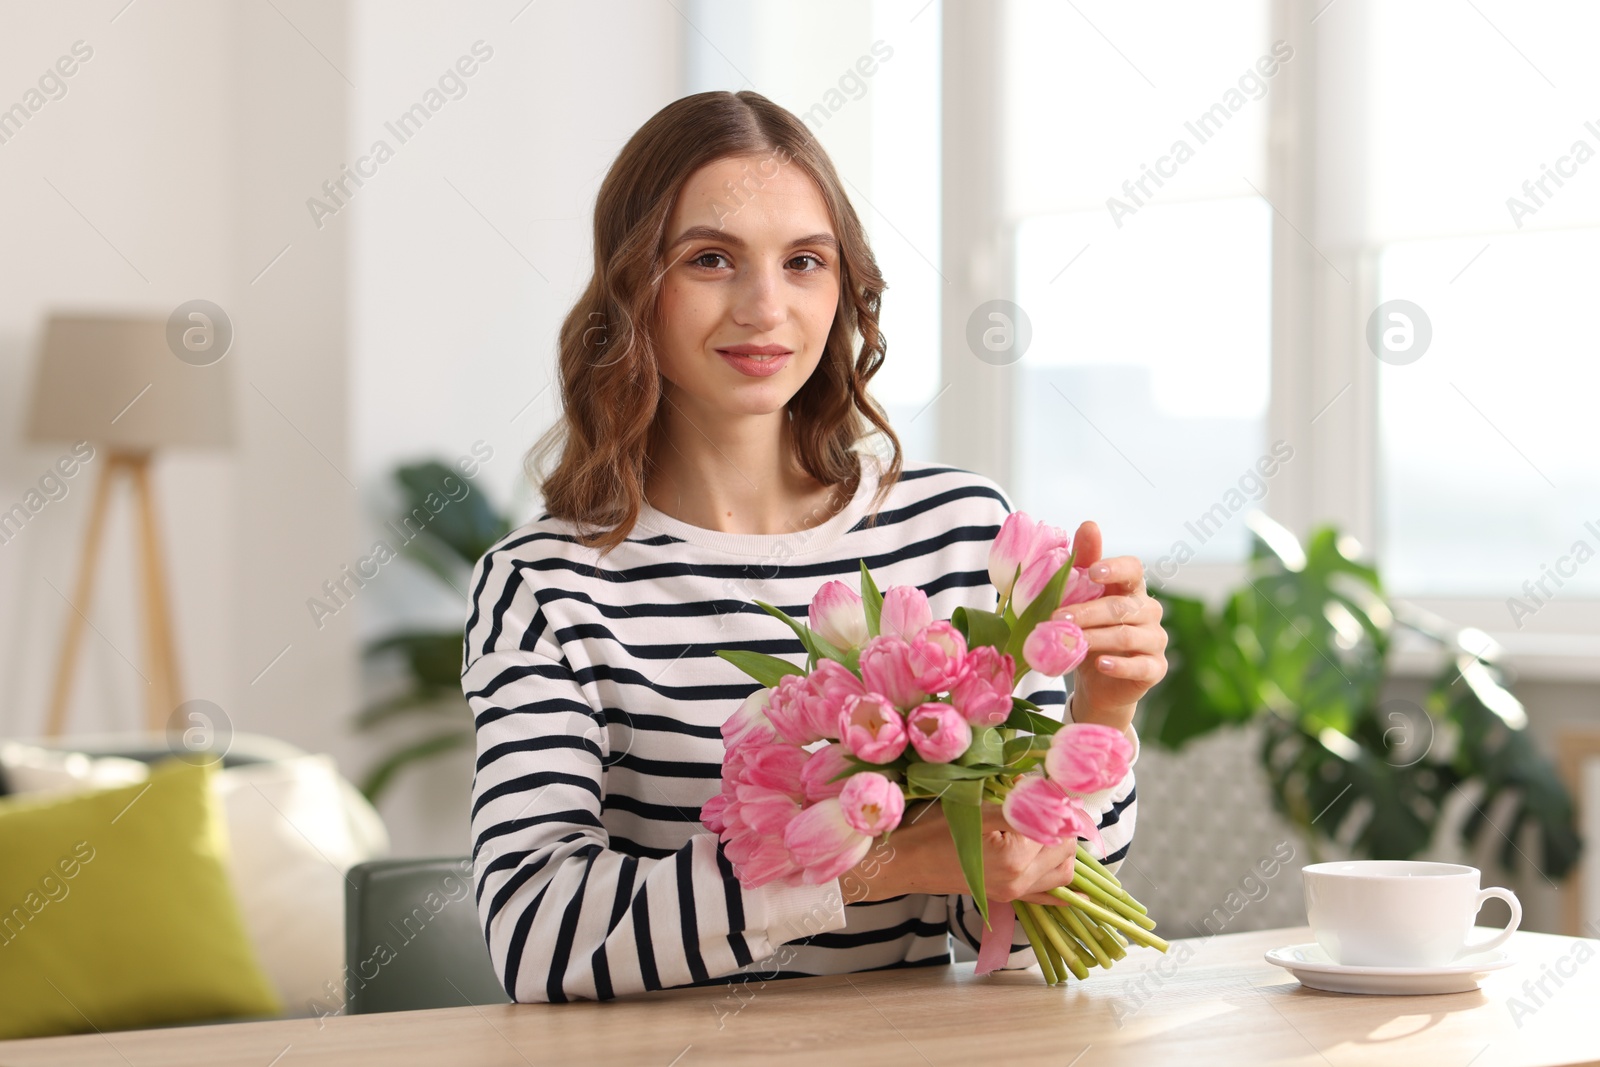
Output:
[690, 0, 1600, 662]
[1376, 230, 1600, 601]
[1013, 199, 1272, 568]
[1002, 0, 1275, 578]
[1361, 0, 1600, 616]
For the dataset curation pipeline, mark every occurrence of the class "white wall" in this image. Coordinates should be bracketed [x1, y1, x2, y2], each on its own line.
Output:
[0, 0, 684, 859]
[347, 0, 682, 855]
[0, 0, 357, 776]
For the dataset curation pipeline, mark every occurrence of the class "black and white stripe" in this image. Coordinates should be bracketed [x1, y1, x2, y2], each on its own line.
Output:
[463, 451, 1138, 1003]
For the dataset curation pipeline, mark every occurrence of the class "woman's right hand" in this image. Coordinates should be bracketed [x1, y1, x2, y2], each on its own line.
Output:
[840, 798, 1079, 907]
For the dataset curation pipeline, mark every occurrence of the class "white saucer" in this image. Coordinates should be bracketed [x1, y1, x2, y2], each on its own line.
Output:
[1264, 942, 1515, 995]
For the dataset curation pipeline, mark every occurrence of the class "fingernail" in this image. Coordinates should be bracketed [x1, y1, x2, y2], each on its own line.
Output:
[1058, 611, 1074, 622]
[1089, 563, 1110, 579]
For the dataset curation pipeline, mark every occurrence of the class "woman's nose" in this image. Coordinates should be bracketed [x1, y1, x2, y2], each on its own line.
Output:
[731, 267, 786, 332]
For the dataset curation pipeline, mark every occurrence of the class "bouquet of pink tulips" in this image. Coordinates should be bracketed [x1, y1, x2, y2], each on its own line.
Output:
[702, 512, 1169, 985]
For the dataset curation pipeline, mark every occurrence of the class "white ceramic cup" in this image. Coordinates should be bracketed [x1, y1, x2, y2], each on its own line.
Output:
[1302, 860, 1521, 968]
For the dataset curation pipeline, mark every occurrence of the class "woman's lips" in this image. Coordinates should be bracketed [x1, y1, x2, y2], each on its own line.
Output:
[717, 349, 792, 377]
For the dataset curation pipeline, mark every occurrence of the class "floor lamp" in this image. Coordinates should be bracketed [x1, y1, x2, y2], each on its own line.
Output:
[25, 312, 235, 737]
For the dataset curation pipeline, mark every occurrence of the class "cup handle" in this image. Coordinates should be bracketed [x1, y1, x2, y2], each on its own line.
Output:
[1456, 886, 1522, 958]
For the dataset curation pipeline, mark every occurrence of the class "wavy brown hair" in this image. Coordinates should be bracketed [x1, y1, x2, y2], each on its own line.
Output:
[523, 90, 903, 560]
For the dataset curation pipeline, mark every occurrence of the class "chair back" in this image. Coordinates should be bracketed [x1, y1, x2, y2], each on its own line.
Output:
[344, 856, 510, 1013]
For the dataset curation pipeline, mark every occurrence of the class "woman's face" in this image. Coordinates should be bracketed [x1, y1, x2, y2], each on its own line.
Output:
[654, 151, 841, 426]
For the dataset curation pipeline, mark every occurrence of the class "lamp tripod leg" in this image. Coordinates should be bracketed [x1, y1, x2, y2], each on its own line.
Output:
[129, 454, 182, 733]
[43, 454, 122, 738]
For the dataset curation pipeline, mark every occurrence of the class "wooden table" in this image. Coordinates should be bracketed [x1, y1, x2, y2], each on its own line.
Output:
[2, 926, 1597, 1066]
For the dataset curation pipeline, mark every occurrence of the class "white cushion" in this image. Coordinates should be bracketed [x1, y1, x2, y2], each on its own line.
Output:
[0, 742, 149, 794]
[0, 742, 389, 1017]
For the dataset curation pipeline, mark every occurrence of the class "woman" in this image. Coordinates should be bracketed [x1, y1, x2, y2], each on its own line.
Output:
[462, 90, 1167, 1004]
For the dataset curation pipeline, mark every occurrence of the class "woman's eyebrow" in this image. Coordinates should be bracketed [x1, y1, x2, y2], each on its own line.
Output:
[669, 225, 838, 251]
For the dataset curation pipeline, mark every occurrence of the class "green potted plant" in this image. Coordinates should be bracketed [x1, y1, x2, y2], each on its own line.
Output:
[355, 461, 512, 802]
[1138, 510, 1580, 880]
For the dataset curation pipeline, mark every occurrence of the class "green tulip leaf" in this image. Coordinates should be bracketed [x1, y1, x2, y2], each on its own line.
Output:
[1003, 701, 1064, 736]
[940, 778, 989, 926]
[952, 606, 1011, 652]
[956, 726, 1005, 766]
[1004, 551, 1075, 663]
[1001, 734, 1053, 768]
[859, 559, 884, 638]
[714, 649, 805, 689]
[905, 762, 1000, 795]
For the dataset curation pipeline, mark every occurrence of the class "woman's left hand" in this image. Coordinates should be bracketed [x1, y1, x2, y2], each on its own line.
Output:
[1050, 520, 1168, 731]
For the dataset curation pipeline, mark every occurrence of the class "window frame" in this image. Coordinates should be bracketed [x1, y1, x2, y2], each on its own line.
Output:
[939, 0, 1600, 681]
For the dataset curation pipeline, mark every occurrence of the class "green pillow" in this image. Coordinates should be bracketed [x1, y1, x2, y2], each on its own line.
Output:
[0, 756, 283, 1038]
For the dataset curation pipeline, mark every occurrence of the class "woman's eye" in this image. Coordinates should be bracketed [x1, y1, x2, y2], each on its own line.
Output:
[687, 251, 826, 272]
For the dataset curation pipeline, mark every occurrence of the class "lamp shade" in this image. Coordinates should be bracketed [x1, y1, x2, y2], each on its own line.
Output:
[25, 313, 236, 450]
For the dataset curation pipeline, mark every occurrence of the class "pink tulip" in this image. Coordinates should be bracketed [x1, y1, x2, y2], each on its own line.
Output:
[1060, 566, 1104, 608]
[724, 825, 805, 886]
[722, 741, 754, 783]
[722, 687, 778, 752]
[1036, 522, 1074, 556]
[1013, 545, 1072, 615]
[701, 792, 730, 834]
[733, 782, 804, 836]
[838, 772, 905, 836]
[906, 621, 968, 694]
[880, 585, 933, 643]
[905, 702, 973, 763]
[766, 672, 825, 745]
[1059, 799, 1104, 852]
[1045, 722, 1134, 795]
[798, 659, 866, 743]
[809, 580, 869, 651]
[1022, 618, 1090, 677]
[1001, 774, 1103, 850]
[838, 692, 908, 764]
[738, 740, 809, 797]
[799, 742, 854, 803]
[988, 512, 1042, 600]
[858, 635, 929, 710]
[1014, 561, 1105, 621]
[783, 798, 874, 884]
[948, 646, 1017, 727]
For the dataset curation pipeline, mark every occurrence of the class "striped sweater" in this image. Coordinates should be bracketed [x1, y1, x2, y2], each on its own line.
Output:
[462, 449, 1139, 1003]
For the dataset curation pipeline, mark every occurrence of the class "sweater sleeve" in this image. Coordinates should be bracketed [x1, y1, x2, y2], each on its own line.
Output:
[946, 685, 1140, 970]
[463, 545, 848, 1003]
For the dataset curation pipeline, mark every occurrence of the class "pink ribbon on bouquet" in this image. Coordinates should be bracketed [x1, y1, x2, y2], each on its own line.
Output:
[973, 898, 1017, 975]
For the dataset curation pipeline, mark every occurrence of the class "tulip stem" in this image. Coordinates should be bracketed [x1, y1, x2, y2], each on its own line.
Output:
[1051, 911, 1101, 970]
[1068, 869, 1145, 921]
[1012, 903, 1059, 985]
[1060, 904, 1112, 969]
[1073, 846, 1126, 889]
[1084, 915, 1127, 961]
[1046, 889, 1169, 952]
[1037, 922, 1070, 984]
[1072, 849, 1147, 914]
[1026, 904, 1088, 980]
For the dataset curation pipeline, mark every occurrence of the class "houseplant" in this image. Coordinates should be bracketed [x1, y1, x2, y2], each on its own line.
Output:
[354, 461, 511, 802]
[1138, 510, 1581, 880]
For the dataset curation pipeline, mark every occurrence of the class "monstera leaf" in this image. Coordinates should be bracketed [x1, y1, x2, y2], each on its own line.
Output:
[391, 460, 512, 591]
[1141, 510, 1581, 881]
[354, 461, 513, 802]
